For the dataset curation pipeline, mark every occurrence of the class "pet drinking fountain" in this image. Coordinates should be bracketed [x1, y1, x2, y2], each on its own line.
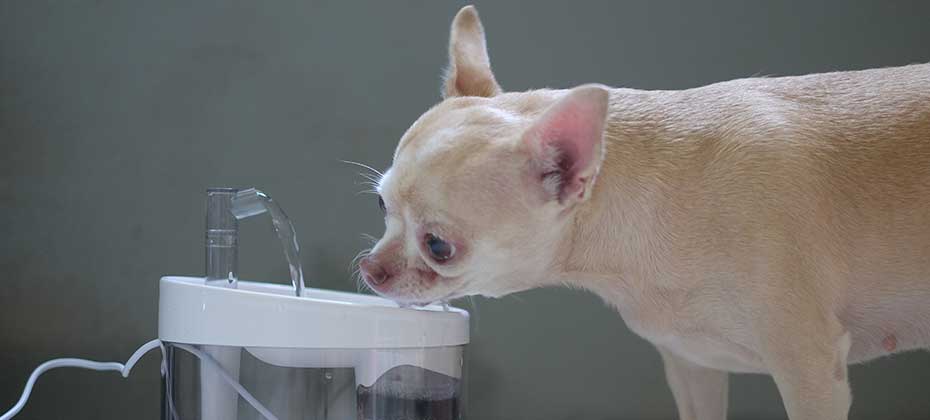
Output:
[158, 188, 470, 420]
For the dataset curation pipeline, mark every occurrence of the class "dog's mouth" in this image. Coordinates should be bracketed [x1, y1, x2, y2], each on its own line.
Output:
[364, 267, 467, 307]
[400, 284, 469, 308]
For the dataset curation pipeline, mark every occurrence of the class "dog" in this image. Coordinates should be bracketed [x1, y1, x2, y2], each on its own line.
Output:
[358, 5, 930, 419]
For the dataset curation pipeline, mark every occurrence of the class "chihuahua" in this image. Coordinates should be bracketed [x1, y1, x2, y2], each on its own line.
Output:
[358, 5, 930, 420]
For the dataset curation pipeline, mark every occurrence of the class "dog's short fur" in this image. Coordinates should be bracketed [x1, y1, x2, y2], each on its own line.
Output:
[358, 6, 930, 419]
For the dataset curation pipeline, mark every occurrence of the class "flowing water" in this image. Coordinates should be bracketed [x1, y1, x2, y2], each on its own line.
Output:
[263, 197, 305, 297]
[231, 188, 305, 297]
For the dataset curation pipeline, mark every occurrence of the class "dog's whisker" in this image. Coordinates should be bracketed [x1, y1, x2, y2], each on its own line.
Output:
[353, 268, 366, 293]
[341, 160, 384, 178]
[360, 233, 379, 245]
[348, 248, 371, 278]
[358, 172, 381, 184]
[466, 295, 479, 333]
[349, 248, 371, 269]
[356, 181, 380, 190]
[353, 180, 381, 196]
[355, 269, 374, 295]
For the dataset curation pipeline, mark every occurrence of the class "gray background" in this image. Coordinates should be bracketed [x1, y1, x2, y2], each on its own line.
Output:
[2, 1, 929, 419]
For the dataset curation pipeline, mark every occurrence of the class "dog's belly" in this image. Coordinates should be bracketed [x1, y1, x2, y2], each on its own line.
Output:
[658, 334, 768, 373]
[842, 297, 930, 363]
[647, 314, 930, 374]
[623, 310, 769, 373]
[628, 294, 930, 374]
[618, 292, 770, 373]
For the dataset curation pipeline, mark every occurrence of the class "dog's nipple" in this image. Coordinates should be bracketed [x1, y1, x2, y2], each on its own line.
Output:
[882, 334, 897, 352]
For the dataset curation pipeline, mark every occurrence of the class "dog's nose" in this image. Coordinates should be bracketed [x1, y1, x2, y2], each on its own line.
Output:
[360, 255, 391, 285]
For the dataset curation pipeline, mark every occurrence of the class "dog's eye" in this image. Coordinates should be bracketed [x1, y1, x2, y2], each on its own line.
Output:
[378, 195, 386, 212]
[425, 233, 454, 262]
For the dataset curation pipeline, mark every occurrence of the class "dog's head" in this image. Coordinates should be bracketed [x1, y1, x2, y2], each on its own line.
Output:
[359, 6, 610, 305]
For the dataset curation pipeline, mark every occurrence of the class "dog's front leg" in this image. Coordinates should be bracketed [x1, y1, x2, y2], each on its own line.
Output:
[659, 347, 729, 420]
[759, 315, 852, 420]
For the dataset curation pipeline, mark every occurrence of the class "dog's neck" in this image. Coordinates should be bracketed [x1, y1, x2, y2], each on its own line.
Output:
[550, 88, 693, 305]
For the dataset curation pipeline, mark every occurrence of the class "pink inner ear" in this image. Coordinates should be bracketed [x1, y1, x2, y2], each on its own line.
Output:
[526, 89, 607, 201]
[538, 109, 597, 172]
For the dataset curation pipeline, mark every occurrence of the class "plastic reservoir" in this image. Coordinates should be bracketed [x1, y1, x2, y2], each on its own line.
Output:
[158, 277, 469, 420]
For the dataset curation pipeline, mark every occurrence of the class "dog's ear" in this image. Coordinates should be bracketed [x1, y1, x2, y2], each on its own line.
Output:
[522, 85, 609, 204]
[442, 5, 501, 98]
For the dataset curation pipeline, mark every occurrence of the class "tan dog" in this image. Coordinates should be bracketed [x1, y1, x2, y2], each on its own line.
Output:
[358, 5, 930, 419]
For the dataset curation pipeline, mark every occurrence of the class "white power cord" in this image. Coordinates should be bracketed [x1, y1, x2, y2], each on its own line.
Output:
[0, 339, 279, 420]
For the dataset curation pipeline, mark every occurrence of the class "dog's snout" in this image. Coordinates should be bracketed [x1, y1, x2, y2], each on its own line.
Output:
[360, 255, 392, 286]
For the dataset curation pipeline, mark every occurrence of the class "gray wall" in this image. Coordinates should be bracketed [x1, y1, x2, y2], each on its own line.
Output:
[2, 1, 929, 419]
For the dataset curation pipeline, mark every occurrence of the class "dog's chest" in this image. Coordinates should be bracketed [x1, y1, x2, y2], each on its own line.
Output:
[616, 289, 768, 373]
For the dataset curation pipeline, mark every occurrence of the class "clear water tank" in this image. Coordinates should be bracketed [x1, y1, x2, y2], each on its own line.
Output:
[158, 276, 469, 420]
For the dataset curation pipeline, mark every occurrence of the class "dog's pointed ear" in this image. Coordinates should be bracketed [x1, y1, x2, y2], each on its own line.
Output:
[442, 5, 502, 98]
[522, 85, 610, 204]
